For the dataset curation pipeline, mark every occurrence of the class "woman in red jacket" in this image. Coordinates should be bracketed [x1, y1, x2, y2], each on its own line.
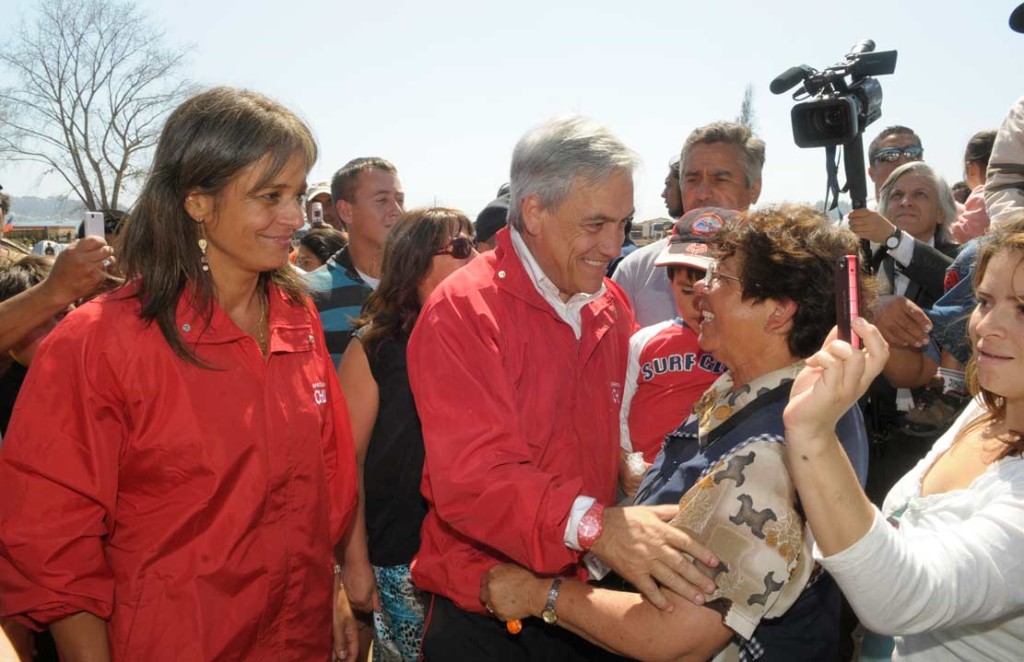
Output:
[0, 87, 358, 661]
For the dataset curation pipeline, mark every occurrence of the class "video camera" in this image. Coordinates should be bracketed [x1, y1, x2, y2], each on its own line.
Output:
[772, 40, 896, 148]
[771, 40, 897, 211]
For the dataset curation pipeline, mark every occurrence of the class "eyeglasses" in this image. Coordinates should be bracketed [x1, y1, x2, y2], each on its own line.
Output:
[701, 261, 743, 288]
[870, 146, 923, 164]
[436, 236, 475, 260]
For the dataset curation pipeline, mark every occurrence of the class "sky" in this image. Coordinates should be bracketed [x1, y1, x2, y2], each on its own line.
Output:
[2, 0, 1024, 225]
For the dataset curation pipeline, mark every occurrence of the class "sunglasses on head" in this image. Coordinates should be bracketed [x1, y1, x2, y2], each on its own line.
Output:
[436, 236, 475, 260]
[871, 146, 923, 164]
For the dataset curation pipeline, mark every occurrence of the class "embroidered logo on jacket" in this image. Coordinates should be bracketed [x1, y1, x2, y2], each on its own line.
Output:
[312, 381, 328, 405]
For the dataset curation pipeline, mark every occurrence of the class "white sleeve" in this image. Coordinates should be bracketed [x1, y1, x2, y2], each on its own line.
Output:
[563, 495, 596, 551]
[619, 323, 669, 452]
[889, 230, 915, 267]
[986, 96, 1024, 227]
[817, 489, 1024, 636]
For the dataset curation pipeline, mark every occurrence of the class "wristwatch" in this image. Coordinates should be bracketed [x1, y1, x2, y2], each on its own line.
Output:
[884, 227, 903, 250]
[541, 577, 564, 625]
[576, 502, 604, 551]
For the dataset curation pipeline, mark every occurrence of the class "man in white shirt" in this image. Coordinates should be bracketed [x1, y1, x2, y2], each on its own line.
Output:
[613, 122, 764, 327]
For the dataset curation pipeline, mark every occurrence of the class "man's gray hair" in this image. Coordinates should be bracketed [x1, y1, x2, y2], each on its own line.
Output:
[679, 121, 766, 188]
[508, 115, 640, 231]
[878, 161, 957, 242]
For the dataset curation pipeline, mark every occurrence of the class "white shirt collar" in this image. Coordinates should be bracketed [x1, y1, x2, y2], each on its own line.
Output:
[509, 227, 605, 339]
[354, 268, 380, 291]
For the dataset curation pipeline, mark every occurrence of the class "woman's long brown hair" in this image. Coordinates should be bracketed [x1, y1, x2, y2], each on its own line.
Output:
[117, 87, 315, 366]
[356, 207, 472, 351]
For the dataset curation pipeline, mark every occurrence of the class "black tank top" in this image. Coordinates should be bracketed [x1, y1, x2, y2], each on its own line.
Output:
[360, 329, 428, 567]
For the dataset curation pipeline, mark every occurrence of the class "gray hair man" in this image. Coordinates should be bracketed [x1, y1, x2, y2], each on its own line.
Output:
[613, 121, 765, 326]
[407, 115, 718, 661]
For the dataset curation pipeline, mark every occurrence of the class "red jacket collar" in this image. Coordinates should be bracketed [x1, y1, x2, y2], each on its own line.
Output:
[171, 282, 315, 353]
[490, 227, 617, 321]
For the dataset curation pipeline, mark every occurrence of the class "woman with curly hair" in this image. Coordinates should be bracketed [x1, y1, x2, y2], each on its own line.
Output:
[482, 205, 870, 661]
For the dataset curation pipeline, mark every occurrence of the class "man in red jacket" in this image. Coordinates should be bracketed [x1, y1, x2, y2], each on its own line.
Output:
[407, 116, 719, 660]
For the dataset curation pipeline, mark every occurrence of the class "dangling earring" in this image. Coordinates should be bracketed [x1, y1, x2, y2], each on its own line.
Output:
[198, 236, 210, 272]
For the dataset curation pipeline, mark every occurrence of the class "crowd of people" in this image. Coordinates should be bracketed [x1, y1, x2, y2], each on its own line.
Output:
[1, 9, 1024, 662]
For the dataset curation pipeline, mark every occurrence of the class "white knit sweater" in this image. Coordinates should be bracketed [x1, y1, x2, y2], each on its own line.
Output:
[818, 400, 1024, 661]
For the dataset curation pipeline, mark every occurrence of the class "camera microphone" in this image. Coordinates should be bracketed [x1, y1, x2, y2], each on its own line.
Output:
[770, 65, 814, 95]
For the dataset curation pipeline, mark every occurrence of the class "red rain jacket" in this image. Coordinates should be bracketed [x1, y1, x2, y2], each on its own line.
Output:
[407, 229, 635, 612]
[0, 284, 357, 660]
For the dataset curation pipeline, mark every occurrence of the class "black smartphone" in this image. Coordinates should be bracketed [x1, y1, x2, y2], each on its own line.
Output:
[835, 254, 861, 349]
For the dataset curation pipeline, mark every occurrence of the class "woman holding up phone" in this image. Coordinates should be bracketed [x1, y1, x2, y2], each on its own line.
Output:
[784, 220, 1024, 660]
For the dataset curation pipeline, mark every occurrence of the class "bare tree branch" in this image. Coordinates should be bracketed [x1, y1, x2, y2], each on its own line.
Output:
[0, 0, 191, 210]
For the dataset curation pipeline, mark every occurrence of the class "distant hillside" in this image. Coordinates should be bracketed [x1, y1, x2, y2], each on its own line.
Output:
[9, 196, 86, 224]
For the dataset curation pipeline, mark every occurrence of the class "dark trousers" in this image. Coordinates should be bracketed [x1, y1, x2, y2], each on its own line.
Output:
[420, 593, 630, 662]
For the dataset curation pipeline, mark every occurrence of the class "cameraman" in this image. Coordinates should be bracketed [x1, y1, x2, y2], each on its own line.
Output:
[864, 126, 924, 205]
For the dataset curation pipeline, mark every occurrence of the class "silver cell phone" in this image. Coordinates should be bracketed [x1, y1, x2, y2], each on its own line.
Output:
[310, 202, 324, 227]
[84, 211, 105, 238]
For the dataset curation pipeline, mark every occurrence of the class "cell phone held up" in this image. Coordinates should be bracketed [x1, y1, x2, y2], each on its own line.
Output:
[835, 254, 861, 349]
[83, 211, 105, 239]
[310, 201, 325, 228]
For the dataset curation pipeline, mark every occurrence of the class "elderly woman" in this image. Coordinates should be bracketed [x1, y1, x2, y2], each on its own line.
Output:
[850, 162, 964, 501]
[849, 161, 961, 308]
[784, 219, 1024, 660]
[482, 206, 870, 662]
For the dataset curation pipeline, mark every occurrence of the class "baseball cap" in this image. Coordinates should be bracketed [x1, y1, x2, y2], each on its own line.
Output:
[654, 207, 737, 269]
[474, 192, 510, 245]
[307, 181, 332, 203]
[1012, 3, 1024, 32]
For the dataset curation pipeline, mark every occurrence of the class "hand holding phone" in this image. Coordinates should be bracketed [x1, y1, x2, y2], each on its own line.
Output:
[835, 254, 861, 349]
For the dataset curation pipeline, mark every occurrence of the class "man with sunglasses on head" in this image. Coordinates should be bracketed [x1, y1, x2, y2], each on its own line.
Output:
[847, 126, 926, 254]
[406, 116, 718, 661]
[866, 126, 925, 202]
